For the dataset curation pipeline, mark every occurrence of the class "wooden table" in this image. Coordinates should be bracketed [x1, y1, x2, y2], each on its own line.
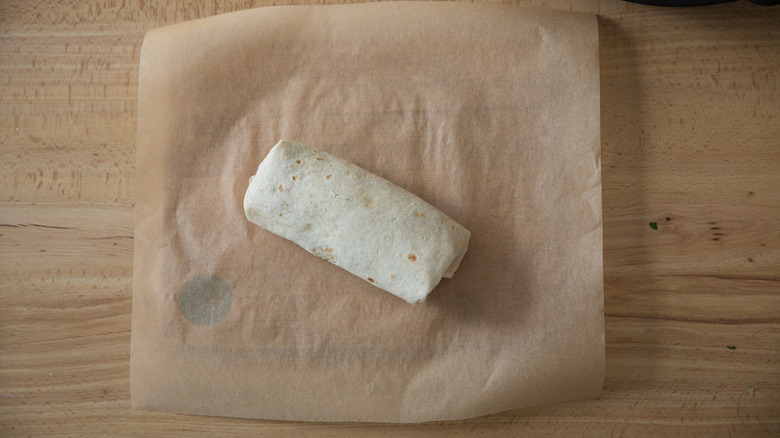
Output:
[1, 1, 778, 435]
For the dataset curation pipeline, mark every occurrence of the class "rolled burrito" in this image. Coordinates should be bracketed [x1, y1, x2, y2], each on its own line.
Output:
[243, 140, 471, 304]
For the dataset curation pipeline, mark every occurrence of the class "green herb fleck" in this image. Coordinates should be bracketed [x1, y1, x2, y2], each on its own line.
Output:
[649, 222, 658, 230]
[747, 387, 755, 397]
[727, 345, 736, 350]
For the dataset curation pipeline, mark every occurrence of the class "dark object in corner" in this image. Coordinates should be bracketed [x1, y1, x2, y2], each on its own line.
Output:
[625, 0, 778, 6]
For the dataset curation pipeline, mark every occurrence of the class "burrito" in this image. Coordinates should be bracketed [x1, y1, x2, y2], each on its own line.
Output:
[243, 140, 471, 304]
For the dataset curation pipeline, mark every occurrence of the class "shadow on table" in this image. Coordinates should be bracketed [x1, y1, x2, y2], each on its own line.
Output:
[597, 14, 660, 391]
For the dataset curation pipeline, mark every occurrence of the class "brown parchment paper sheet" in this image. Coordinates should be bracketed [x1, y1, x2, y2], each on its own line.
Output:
[131, 2, 603, 423]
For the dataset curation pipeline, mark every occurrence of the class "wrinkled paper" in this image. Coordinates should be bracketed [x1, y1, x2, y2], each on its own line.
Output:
[131, 2, 603, 423]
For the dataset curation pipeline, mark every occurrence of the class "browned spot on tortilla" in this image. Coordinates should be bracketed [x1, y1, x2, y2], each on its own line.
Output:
[390, 274, 397, 279]
[414, 210, 426, 218]
[311, 247, 335, 261]
[326, 174, 333, 180]
[296, 160, 301, 164]
[408, 254, 417, 262]
[316, 157, 324, 161]
[292, 176, 296, 181]
[279, 213, 283, 217]
[278, 185, 283, 191]
[451, 225, 456, 230]
[367, 277, 375, 284]
[363, 197, 372, 207]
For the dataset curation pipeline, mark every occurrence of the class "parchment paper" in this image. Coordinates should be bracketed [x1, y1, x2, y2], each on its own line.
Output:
[131, 2, 603, 423]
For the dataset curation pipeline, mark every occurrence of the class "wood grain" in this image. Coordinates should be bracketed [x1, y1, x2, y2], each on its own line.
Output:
[1, 0, 779, 436]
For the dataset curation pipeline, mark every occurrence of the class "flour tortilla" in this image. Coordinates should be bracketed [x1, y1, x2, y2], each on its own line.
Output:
[243, 140, 471, 304]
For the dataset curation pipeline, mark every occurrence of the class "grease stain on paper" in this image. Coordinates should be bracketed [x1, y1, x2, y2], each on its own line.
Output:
[178, 274, 232, 326]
